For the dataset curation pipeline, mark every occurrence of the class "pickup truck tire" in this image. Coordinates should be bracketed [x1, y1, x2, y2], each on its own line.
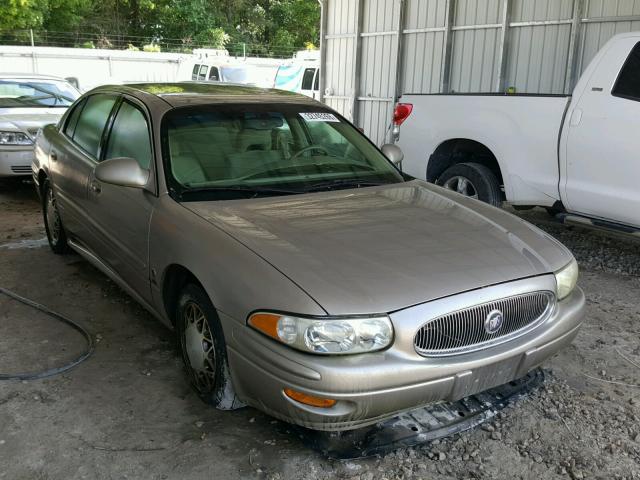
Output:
[437, 162, 502, 207]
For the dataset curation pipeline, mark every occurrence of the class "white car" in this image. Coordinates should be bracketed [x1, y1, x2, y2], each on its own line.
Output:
[0, 73, 80, 178]
[396, 32, 640, 233]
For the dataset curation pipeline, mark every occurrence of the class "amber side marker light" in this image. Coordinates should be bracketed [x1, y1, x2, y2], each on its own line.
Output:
[248, 312, 280, 339]
[284, 388, 337, 408]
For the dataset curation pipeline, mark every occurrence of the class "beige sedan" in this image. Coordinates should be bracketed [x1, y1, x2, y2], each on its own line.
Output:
[33, 82, 584, 431]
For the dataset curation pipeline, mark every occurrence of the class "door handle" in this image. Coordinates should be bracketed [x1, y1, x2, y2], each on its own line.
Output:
[90, 181, 101, 194]
[50, 151, 58, 162]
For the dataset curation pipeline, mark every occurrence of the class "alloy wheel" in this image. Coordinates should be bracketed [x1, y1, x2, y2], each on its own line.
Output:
[182, 302, 217, 392]
[442, 175, 479, 199]
[46, 187, 62, 244]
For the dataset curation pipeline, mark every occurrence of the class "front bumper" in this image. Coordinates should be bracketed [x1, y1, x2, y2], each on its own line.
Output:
[226, 275, 585, 431]
[0, 147, 34, 177]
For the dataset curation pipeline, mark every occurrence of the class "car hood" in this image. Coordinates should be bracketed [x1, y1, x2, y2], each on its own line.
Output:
[185, 180, 573, 315]
[0, 108, 65, 137]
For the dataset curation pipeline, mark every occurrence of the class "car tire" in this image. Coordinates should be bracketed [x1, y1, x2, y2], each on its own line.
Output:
[176, 283, 243, 410]
[437, 162, 502, 207]
[42, 178, 70, 254]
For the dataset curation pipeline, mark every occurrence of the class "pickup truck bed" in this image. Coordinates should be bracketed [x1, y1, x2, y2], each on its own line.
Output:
[398, 93, 571, 207]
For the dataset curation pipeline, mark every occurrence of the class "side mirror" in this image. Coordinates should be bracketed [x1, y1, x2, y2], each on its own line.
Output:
[94, 157, 149, 188]
[65, 77, 80, 89]
[381, 144, 404, 167]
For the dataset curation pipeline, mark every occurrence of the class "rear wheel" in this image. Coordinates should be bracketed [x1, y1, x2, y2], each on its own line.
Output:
[437, 162, 502, 207]
[176, 284, 242, 410]
[42, 179, 70, 254]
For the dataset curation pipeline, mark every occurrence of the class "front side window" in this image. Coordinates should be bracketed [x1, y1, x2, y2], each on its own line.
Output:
[0, 79, 80, 108]
[301, 68, 315, 90]
[72, 94, 117, 158]
[104, 101, 152, 169]
[209, 67, 220, 81]
[162, 104, 403, 200]
[613, 42, 640, 102]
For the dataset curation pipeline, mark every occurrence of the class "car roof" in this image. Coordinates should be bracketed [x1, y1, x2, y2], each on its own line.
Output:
[93, 82, 320, 107]
[0, 72, 70, 81]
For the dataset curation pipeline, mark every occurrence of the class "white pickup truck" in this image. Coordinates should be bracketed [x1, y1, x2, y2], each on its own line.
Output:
[396, 32, 640, 232]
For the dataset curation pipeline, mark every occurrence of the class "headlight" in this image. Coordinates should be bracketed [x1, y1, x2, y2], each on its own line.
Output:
[554, 258, 579, 300]
[0, 131, 33, 146]
[248, 312, 393, 355]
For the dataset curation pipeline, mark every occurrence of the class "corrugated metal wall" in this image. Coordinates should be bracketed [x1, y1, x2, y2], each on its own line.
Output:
[319, 0, 640, 145]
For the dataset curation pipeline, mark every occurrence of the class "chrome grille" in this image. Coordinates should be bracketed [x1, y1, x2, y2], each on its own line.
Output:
[10, 165, 32, 174]
[414, 291, 555, 357]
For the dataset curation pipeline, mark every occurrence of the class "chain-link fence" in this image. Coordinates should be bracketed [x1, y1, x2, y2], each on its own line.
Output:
[0, 29, 302, 59]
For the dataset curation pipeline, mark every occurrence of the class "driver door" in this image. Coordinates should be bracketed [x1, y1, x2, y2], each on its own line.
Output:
[84, 96, 156, 303]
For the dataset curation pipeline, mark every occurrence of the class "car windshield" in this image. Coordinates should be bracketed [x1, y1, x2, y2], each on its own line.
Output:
[0, 79, 80, 108]
[163, 104, 404, 200]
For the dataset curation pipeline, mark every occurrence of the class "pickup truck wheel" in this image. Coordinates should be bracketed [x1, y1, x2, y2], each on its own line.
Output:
[42, 179, 70, 254]
[176, 284, 243, 410]
[438, 162, 502, 207]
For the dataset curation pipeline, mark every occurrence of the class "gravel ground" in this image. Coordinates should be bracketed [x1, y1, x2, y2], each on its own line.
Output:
[1, 181, 639, 480]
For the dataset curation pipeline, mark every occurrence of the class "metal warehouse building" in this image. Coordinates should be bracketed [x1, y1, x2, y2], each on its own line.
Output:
[318, 0, 640, 144]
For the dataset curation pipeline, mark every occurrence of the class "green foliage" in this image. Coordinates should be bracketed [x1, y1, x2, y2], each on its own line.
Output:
[142, 43, 161, 52]
[0, 0, 48, 31]
[79, 40, 95, 48]
[0, 0, 321, 54]
[195, 27, 231, 49]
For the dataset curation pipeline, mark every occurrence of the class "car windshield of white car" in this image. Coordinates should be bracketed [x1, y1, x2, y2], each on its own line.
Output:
[163, 104, 404, 200]
[0, 80, 80, 108]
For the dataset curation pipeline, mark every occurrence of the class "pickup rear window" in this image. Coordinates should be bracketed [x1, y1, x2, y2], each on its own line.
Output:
[613, 42, 640, 102]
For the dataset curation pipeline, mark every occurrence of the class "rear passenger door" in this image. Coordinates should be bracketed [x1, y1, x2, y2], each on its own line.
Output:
[84, 96, 156, 302]
[50, 93, 118, 244]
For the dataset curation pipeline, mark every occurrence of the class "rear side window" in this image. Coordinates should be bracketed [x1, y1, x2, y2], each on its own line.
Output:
[64, 98, 86, 138]
[198, 65, 208, 80]
[192, 64, 200, 80]
[104, 101, 152, 169]
[613, 42, 640, 102]
[209, 66, 219, 81]
[301, 68, 315, 90]
[72, 94, 117, 158]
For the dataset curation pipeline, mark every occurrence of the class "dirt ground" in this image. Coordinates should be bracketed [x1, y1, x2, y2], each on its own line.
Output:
[1, 179, 640, 480]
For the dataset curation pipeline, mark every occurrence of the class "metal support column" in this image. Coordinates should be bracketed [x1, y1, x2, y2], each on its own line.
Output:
[495, 0, 512, 92]
[317, 0, 328, 104]
[352, 0, 365, 124]
[440, 0, 456, 93]
[564, 0, 585, 93]
[393, 0, 407, 102]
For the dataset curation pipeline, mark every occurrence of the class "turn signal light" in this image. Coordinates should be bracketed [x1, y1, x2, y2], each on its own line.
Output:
[284, 388, 337, 408]
[393, 103, 413, 126]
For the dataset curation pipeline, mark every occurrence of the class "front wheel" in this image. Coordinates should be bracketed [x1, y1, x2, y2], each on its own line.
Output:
[176, 284, 243, 410]
[42, 179, 70, 254]
[437, 162, 502, 207]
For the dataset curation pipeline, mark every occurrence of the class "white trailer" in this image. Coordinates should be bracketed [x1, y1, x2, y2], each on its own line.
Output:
[0, 46, 194, 91]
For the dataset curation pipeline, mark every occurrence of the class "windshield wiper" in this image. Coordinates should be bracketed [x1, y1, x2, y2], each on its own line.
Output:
[179, 185, 305, 199]
[302, 179, 387, 192]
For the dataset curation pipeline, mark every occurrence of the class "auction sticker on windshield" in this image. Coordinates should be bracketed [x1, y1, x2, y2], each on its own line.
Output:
[300, 112, 340, 122]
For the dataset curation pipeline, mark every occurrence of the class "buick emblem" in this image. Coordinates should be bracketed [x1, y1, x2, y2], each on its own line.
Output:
[485, 309, 504, 334]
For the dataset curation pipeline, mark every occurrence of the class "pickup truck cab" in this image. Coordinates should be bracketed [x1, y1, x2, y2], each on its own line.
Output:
[397, 32, 640, 231]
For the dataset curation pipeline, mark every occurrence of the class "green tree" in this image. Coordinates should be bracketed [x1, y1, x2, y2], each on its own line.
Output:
[0, 0, 48, 31]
